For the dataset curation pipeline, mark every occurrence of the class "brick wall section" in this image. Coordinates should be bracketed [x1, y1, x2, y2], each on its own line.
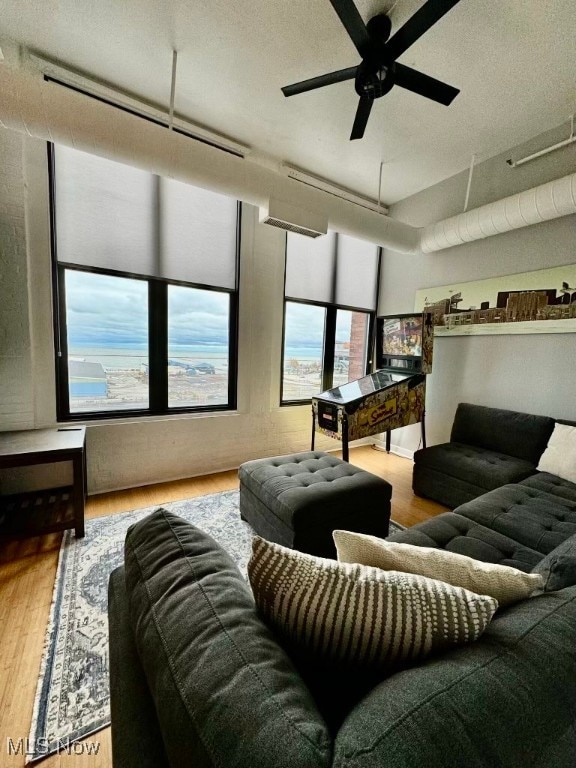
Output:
[0, 129, 34, 431]
[348, 311, 369, 381]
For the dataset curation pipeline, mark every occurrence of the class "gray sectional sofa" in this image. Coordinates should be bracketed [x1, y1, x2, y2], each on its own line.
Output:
[109, 495, 576, 767]
[108, 397, 576, 768]
[412, 402, 564, 509]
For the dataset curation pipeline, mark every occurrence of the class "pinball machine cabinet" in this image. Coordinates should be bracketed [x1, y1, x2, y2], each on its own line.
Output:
[311, 313, 434, 461]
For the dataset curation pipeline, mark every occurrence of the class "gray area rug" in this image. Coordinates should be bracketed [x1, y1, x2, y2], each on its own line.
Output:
[29, 490, 404, 761]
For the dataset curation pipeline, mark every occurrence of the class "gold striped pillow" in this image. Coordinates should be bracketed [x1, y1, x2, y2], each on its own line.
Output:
[248, 537, 498, 669]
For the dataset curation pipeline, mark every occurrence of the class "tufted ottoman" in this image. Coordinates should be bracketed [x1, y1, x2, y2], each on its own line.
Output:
[238, 451, 392, 558]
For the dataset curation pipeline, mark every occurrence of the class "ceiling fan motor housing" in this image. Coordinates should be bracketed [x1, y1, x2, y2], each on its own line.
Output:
[355, 60, 395, 98]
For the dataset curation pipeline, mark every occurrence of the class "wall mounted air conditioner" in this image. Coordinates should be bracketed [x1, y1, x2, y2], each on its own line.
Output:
[259, 198, 328, 238]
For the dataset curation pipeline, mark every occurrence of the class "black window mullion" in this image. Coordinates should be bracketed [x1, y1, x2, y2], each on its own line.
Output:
[322, 307, 337, 391]
[148, 280, 168, 411]
[55, 266, 71, 420]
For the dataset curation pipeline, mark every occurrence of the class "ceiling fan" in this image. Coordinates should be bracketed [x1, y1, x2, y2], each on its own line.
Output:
[282, 0, 462, 140]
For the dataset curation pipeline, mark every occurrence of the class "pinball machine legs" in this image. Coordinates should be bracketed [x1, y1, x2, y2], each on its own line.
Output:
[310, 409, 350, 462]
[384, 413, 427, 453]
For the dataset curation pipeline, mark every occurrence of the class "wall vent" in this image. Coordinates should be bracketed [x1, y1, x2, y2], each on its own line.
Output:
[259, 198, 328, 238]
[260, 216, 324, 238]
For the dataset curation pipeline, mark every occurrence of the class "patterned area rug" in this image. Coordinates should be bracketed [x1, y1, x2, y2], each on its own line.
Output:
[29, 490, 404, 761]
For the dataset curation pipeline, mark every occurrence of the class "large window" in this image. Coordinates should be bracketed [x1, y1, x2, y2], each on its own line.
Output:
[51, 145, 239, 419]
[281, 232, 380, 404]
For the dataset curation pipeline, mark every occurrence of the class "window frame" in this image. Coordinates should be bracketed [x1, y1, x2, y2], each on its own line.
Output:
[49, 144, 240, 421]
[280, 234, 382, 406]
[280, 298, 377, 406]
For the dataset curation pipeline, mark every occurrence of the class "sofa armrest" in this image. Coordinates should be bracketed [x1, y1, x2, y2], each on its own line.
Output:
[123, 509, 332, 768]
[108, 567, 171, 768]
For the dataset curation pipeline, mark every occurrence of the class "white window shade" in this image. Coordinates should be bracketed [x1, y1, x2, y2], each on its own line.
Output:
[285, 231, 378, 310]
[55, 146, 156, 275]
[334, 234, 379, 310]
[285, 231, 337, 305]
[159, 178, 237, 289]
[54, 146, 238, 289]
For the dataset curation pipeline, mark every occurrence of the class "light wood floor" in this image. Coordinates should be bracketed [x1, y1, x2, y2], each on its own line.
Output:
[0, 446, 447, 767]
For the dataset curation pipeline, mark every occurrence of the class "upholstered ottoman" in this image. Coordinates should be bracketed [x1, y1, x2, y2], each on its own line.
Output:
[238, 450, 392, 558]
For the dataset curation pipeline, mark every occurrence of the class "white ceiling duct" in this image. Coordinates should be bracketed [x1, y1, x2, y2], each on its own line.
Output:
[420, 171, 576, 253]
[0, 65, 418, 253]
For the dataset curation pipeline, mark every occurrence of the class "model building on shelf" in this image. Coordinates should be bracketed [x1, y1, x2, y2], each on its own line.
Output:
[424, 282, 576, 329]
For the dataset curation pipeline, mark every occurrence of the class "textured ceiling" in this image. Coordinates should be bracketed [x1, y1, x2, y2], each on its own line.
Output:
[1, 0, 575, 204]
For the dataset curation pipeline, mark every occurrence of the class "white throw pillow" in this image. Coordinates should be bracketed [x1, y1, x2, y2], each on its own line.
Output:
[537, 423, 576, 484]
[248, 536, 497, 670]
[334, 530, 543, 606]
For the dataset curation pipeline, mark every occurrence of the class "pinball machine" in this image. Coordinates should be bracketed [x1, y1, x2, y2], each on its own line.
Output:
[311, 312, 434, 461]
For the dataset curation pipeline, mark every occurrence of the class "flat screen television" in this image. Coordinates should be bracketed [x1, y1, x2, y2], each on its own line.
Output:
[376, 313, 428, 371]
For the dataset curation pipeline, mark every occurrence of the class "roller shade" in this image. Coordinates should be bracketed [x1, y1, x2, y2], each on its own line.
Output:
[54, 145, 238, 289]
[285, 231, 379, 310]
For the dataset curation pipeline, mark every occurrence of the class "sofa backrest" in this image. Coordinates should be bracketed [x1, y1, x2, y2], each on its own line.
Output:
[334, 585, 576, 768]
[450, 403, 555, 464]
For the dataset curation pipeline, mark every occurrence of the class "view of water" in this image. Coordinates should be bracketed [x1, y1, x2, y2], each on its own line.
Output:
[69, 344, 322, 370]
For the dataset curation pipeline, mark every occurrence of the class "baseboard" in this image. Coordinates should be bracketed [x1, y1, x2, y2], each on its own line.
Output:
[372, 438, 415, 461]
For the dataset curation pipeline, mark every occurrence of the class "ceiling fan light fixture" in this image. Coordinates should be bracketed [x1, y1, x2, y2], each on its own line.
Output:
[282, 0, 462, 140]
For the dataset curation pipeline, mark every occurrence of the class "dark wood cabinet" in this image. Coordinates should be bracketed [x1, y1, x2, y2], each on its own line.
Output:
[0, 427, 87, 538]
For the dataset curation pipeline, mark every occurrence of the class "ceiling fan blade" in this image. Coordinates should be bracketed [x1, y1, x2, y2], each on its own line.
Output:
[282, 66, 358, 97]
[350, 95, 373, 140]
[395, 63, 459, 105]
[385, 0, 462, 61]
[328, 0, 371, 58]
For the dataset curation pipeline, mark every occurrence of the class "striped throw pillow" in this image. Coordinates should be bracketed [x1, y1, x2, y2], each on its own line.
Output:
[248, 537, 498, 669]
[334, 530, 544, 607]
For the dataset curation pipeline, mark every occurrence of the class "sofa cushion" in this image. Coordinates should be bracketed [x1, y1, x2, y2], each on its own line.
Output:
[333, 531, 543, 606]
[519, 471, 576, 503]
[386, 512, 543, 572]
[333, 586, 576, 768]
[454, 485, 576, 555]
[413, 442, 536, 491]
[537, 423, 576, 483]
[450, 402, 555, 464]
[124, 509, 331, 768]
[412, 463, 490, 509]
[531, 534, 576, 592]
[249, 536, 497, 671]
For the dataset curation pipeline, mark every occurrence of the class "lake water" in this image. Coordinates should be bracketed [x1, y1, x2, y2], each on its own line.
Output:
[69, 344, 322, 370]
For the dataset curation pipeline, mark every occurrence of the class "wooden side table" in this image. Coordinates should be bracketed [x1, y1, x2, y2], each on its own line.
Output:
[0, 426, 87, 538]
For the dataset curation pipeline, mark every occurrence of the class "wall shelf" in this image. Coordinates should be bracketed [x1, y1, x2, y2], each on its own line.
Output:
[433, 319, 576, 337]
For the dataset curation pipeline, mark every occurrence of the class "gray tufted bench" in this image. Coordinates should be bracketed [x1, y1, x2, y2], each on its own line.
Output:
[238, 450, 392, 558]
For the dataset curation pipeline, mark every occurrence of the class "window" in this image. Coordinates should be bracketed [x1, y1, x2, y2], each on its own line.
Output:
[64, 270, 149, 413]
[281, 232, 380, 404]
[51, 145, 239, 419]
[283, 303, 326, 401]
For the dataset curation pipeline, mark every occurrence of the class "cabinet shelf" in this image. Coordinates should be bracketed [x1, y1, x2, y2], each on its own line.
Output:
[0, 486, 76, 537]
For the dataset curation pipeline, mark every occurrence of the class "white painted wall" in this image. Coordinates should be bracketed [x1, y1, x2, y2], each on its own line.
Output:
[0, 130, 337, 494]
[2, 119, 575, 493]
[0, 131, 34, 431]
[379, 121, 576, 455]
